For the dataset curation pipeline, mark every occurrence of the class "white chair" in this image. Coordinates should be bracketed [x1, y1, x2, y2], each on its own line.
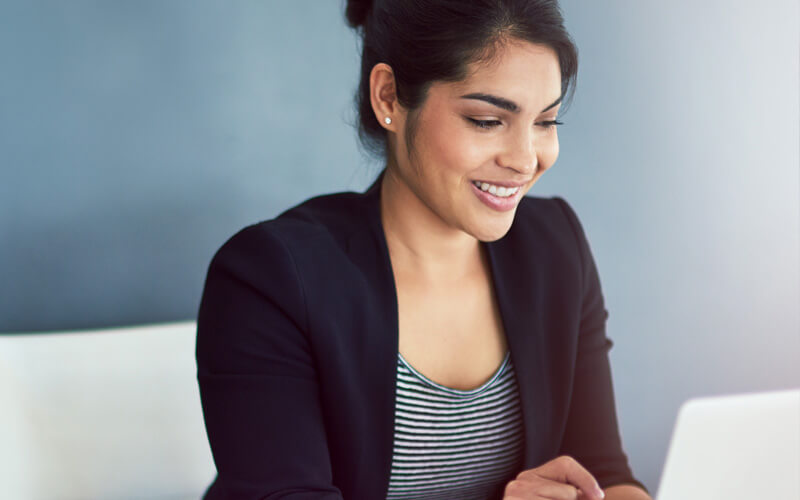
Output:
[0, 321, 216, 500]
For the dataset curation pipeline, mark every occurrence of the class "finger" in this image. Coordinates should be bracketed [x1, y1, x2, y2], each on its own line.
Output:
[505, 476, 580, 500]
[533, 477, 582, 499]
[520, 456, 604, 500]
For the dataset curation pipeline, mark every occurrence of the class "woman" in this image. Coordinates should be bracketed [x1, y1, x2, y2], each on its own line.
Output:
[196, 1, 651, 499]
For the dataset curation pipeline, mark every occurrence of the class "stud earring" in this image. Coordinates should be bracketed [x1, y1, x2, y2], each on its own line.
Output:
[384, 117, 392, 125]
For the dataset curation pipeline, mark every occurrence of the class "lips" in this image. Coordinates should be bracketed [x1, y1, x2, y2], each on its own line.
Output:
[471, 179, 528, 188]
[472, 181, 519, 198]
[470, 181, 522, 212]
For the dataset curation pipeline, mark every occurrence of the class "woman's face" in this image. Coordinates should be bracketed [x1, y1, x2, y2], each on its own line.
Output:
[390, 40, 563, 242]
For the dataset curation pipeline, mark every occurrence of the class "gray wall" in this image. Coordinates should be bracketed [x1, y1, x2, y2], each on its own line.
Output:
[1, 0, 797, 493]
[1, 0, 369, 331]
[557, 1, 799, 491]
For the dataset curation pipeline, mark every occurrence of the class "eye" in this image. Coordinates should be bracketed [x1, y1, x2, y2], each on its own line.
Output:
[466, 117, 502, 130]
[536, 120, 563, 130]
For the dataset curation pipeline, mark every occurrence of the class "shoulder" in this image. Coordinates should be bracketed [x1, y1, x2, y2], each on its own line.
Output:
[515, 194, 588, 237]
[200, 190, 369, 345]
[509, 194, 592, 263]
[210, 190, 367, 269]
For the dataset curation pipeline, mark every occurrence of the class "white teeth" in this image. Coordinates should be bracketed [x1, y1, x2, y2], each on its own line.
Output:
[473, 181, 520, 197]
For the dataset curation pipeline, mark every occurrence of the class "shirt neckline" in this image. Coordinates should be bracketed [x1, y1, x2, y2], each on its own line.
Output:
[397, 350, 511, 397]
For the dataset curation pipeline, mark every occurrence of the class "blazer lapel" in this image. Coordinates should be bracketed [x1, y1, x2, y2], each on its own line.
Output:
[485, 231, 552, 469]
[344, 170, 398, 499]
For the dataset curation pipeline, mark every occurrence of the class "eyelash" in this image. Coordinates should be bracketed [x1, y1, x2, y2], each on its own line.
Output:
[467, 118, 563, 130]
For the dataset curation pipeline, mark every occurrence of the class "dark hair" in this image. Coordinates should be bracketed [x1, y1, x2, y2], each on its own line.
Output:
[344, 0, 578, 160]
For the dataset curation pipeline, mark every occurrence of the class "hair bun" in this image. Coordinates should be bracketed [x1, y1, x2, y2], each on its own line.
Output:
[345, 0, 373, 29]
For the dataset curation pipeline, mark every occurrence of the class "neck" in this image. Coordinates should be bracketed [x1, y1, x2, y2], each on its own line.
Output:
[379, 166, 484, 285]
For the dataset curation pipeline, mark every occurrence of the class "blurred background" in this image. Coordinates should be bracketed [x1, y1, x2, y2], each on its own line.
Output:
[1, 0, 797, 493]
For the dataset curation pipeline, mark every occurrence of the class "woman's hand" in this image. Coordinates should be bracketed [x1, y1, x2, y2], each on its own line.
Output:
[503, 455, 606, 500]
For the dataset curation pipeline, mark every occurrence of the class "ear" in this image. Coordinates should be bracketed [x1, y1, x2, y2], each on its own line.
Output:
[369, 62, 402, 132]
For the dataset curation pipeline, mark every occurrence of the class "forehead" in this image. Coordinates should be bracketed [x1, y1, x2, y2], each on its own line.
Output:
[438, 41, 562, 111]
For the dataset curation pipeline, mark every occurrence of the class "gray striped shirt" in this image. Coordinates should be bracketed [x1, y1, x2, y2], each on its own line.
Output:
[386, 351, 524, 500]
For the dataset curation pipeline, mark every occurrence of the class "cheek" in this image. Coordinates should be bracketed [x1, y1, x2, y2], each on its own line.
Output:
[537, 135, 560, 172]
[424, 123, 483, 174]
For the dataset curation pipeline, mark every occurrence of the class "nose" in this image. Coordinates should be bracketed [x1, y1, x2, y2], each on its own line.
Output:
[497, 127, 537, 175]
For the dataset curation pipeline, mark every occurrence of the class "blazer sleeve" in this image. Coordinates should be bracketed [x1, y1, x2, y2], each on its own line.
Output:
[551, 197, 649, 494]
[195, 224, 344, 499]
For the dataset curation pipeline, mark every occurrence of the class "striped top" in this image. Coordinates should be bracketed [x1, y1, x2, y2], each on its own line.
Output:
[386, 351, 525, 500]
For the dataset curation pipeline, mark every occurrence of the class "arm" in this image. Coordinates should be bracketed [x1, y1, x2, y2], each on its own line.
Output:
[605, 484, 653, 500]
[552, 197, 650, 497]
[196, 224, 343, 499]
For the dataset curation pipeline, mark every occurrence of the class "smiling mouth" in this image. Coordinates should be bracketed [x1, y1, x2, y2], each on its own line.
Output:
[471, 180, 522, 198]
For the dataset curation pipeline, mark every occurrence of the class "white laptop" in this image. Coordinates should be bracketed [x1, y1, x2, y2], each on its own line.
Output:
[656, 388, 800, 500]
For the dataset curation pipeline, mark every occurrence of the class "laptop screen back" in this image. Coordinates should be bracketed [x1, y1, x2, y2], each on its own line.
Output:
[656, 389, 799, 500]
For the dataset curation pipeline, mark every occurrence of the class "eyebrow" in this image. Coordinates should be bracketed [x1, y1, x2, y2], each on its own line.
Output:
[459, 92, 563, 113]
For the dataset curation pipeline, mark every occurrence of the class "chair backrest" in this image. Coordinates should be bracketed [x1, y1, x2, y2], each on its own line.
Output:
[0, 321, 216, 500]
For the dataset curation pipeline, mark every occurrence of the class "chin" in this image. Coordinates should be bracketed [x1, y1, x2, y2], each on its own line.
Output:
[469, 214, 516, 242]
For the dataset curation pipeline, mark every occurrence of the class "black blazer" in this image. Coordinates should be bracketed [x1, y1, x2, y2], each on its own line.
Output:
[196, 169, 646, 499]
